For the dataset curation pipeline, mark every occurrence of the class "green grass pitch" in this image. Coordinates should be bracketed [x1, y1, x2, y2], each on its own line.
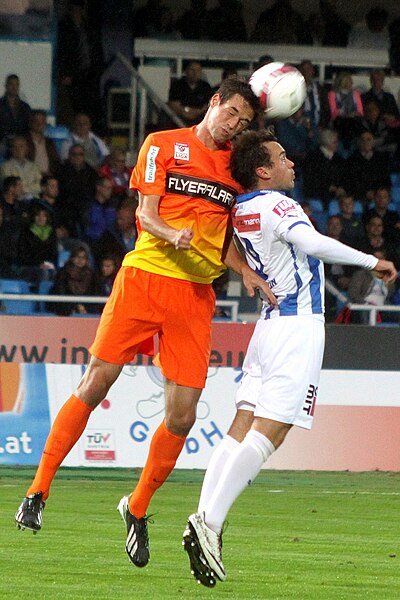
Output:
[1, 467, 399, 599]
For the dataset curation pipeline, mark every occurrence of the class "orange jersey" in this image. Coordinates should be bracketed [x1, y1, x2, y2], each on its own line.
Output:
[123, 127, 242, 284]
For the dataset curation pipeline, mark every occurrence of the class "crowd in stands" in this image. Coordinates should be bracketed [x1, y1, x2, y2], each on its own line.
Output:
[2, 0, 400, 322]
[0, 69, 137, 316]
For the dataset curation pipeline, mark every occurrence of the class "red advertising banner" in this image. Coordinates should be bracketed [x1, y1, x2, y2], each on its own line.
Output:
[0, 316, 255, 367]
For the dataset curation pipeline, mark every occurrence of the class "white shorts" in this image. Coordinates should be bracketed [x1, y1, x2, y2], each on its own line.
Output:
[235, 315, 325, 430]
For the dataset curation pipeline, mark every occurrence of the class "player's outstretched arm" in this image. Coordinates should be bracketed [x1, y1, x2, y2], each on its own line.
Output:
[138, 193, 193, 249]
[286, 224, 398, 280]
[224, 237, 278, 305]
[372, 259, 398, 284]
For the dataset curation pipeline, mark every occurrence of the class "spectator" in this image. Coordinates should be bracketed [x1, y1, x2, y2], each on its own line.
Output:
[251, 0, 311, 44]
[348, 7, 389, 50]
[364, 186, 400, 245]
[48, 245, 102, 316]
[33, 174, 70, 232]
[176, 0, 209, 40]
[336, 194, 365, 248]
[17, 205, 57, 287]
[0, 175, 26, 223]
[131, 0, 167, 39]
[56, 0, 104, 128]
[302, 128, 348, 207]
[98, 147, 133, 202]
[166, 61, 212, 127]
[348, 249, 394, 324]
[25, 110, 61, 176]
[60, 112, 110, 169]
[358, 214, 390, 257]
[319, 0, 350, 47]
[300, 201, 319, 231]
[0, 204, 20, 278]
[328, 71, 364, 150]
[98, 253, 119, 296]
[360, 100, 397, 156]
[84, 177, 116, 245]
[0, 135, 42, 199]
[254, 55, 275, 70]
[324, 215, 354, 320]
[346, 132, 391, 204]
[156, 6, 182, 40]
[274, 105, 317, 174]
[56, 143, 97, 237]
[389, 17, 400, 75]
[298, 60, 330, 130]
[211, 67, 238, 94]
[207, 0, 247, 42]
[94, 197, 138, 265]
[361, 69, 400, 120]
[0, 74, 31, 154]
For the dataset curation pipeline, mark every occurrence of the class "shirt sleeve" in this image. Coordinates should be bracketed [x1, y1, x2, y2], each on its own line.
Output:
[284, 222, 379, 269]
[129, 133, 166, 197]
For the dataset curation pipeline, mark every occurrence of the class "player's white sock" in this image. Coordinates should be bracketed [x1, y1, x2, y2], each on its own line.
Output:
[198, 435, 240, 513]
[204, 429, 275, 534]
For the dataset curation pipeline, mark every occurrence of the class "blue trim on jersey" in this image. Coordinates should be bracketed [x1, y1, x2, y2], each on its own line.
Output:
[307, 255, 323, 313]
[243, 237, 269, 281]
[236, 189, 287, 204]
[278, 242, 303, 317]
[287, 220, 311, 231]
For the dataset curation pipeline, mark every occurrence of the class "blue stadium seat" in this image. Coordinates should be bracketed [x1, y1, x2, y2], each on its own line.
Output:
[37, 280, 54, 313]
[0, 279, 36, 315]
[306, 198, 324, 213]
[45, 124, 70, 155]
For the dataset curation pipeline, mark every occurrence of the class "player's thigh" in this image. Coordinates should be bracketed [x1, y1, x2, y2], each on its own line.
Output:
[256, 316, 325, 428]
[159, 280, 215, 389]
[235, 319, 264, 412]
[90, 267, 161, 364]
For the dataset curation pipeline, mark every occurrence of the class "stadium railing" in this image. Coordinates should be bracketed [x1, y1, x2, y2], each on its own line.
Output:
[2, 290, 399, 325]
[0, 292, 240, 322]
[133, 38, 391, 82]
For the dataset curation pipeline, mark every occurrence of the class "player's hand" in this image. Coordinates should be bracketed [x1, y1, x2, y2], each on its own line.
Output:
[242, 268, 278, 306]
[372, 259, 397, 283]
[173, 227, 194, 250]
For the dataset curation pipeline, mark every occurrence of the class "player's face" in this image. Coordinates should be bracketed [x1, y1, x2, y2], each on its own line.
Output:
[208, 94, 254, 144]
[265, 142, 295, 190]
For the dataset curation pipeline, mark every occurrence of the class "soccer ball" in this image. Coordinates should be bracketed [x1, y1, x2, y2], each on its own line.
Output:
[249, 62, 307, 120]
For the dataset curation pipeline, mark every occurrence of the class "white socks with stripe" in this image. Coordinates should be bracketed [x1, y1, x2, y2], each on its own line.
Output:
[203, 429, 275, 534]
[198, 435, 240, 513]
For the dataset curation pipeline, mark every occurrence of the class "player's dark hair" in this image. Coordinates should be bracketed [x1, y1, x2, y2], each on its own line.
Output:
[230, 129, 277, 190]
[215, 78, 260, 116]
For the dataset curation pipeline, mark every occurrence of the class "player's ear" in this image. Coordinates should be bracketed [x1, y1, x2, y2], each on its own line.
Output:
[210, 93, 221, 107]
[256, 165, 271, 180]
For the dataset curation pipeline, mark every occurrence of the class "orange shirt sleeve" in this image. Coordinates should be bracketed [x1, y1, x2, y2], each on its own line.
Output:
[130, 133, 166, 197]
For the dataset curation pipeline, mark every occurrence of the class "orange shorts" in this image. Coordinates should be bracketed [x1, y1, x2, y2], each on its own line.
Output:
[90, 267, 216, 389]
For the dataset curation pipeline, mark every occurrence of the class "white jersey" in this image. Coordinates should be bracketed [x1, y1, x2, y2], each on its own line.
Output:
[233, 190, 324, 319]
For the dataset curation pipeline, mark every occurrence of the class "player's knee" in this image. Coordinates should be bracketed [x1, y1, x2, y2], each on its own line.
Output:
[75, 359, 121, 409]
[165, 411, 195, 437]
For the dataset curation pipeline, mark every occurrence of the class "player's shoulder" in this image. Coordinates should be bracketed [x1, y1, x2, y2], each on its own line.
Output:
[236, 190, 298, 214]
[269, 194, 302, 219]
[147, 127, 193, 144]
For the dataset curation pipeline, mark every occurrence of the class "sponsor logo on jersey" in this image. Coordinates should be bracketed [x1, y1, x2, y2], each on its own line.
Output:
[232, 212, 261, 232]
[166, 172, 236, 209]
[145, 145, 160, 183]
[174, 142, 189, 161]
[272, 198, 298, 218]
